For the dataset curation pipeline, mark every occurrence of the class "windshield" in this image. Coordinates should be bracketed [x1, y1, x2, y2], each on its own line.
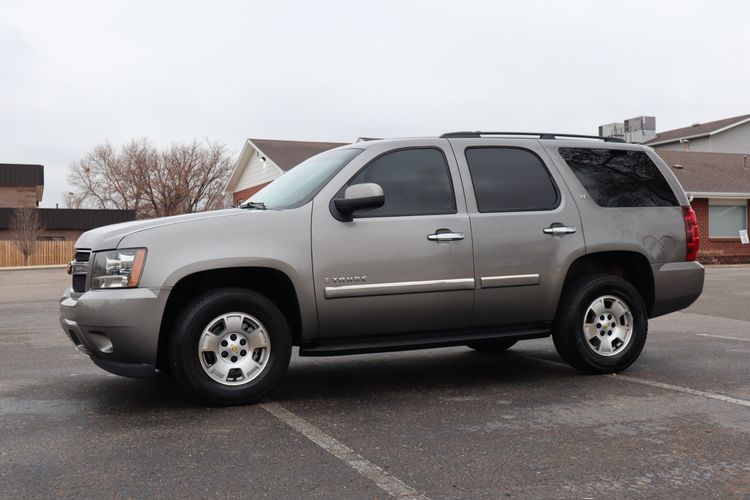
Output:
[242, 148, 363, 210]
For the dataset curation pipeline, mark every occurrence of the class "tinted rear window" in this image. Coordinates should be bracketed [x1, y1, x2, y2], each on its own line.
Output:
[465, 147, 559, 212]
[558, 148, 678, 207]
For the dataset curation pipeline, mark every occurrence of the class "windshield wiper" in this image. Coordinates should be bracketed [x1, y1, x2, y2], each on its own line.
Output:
[241, 201, 266, 210]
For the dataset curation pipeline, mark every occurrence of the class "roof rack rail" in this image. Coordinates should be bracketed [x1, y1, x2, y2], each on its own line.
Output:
[439, 131, 626, 143]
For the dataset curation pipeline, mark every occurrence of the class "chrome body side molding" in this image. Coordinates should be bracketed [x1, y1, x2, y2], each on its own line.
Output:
[325, 278, 475, 299]
[480, 274, 540, 288]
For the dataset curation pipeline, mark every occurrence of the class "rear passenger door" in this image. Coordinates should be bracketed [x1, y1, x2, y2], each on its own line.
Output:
[449, 139, 586, 327]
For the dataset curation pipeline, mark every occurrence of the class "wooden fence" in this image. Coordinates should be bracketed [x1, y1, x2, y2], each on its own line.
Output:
[0, 240, 75, 267]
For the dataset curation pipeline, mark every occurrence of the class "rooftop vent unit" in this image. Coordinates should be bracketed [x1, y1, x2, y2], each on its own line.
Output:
[598, 122, 625, 140]
[624, 116, 656, 143]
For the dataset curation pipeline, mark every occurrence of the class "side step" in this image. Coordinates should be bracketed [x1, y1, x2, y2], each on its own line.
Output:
[299, 323, 550, 356]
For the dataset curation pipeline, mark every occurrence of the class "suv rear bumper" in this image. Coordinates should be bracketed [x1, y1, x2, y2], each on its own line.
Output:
[650, 261, 704, 317]
[59, 286, 170, 377]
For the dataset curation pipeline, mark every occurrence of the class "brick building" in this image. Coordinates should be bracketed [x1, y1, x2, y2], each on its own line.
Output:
[0, 163, 135, 241]
[0, 208, 136, 241]
[656, 151, 749, 264]
[0, 163, 44, 208]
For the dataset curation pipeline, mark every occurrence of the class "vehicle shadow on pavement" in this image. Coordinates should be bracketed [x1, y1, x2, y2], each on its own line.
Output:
[269, 348, 575, 403]
[61, 372, 197, 411]
[48, 348, 573, 409]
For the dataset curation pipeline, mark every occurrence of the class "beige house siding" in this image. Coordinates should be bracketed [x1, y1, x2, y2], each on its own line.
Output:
[234, 151, 284, 195]
[708, 120, 750, 153]
[653, 136, 710, 152]
[652, 120, 750, 154]
[653, 142, 686, 152]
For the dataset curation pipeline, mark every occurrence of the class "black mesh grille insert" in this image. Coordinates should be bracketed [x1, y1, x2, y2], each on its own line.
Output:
[73, 274, 86, 293]
[71, 249, 91, 293]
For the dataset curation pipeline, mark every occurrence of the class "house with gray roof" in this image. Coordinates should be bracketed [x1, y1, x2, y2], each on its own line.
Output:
[646, 113, 750, 153]
[224, 138, 346, 206]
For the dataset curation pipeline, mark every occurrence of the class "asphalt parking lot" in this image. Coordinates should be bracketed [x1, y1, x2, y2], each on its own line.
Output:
[0, 267, 748, 498]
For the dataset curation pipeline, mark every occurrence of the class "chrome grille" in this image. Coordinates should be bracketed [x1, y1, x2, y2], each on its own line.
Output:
[70, 249, 91, 293]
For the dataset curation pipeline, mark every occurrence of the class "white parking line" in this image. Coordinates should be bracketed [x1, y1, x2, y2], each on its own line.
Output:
[696, 333, 750, 342]
[260, 401, 429, 500]
[518, 354, 750, 409]
[609, 374, 750, 408]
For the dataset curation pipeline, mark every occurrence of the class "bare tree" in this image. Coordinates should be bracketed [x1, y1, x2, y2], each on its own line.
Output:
[10, 208, 45, 266]
[66, 139, 233, 219]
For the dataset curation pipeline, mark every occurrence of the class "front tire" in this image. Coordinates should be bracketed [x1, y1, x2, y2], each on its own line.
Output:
[552, 274, 647, 374]
[168, 288, 292, 405]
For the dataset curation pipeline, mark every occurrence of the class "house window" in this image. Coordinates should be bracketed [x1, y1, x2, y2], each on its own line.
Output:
[708, 199, 748, 238]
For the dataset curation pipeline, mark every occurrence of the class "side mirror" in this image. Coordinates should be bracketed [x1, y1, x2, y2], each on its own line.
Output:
[333, 183, 385, 220]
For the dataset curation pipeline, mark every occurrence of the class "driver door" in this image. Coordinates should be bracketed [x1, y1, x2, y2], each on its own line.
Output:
[311, 140, 475, 339]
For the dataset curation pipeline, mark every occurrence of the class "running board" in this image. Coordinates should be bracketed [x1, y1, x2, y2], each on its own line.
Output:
[299, 323, 550, 356]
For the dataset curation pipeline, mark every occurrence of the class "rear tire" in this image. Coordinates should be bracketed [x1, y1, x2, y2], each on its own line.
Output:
[552, 274, 647, 374]
[168, 288, 292, 406]
[467, 339, 517, 353]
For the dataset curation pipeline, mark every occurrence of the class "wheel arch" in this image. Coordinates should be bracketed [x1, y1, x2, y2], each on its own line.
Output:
[156, 267, 302, 370]
[559, 251, 655, 316]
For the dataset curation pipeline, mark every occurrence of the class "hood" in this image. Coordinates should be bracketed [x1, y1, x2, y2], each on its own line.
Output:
[75, 208, 250, 250]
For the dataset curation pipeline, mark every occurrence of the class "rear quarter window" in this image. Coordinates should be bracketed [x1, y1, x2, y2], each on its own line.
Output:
[558, 148, 678, 207]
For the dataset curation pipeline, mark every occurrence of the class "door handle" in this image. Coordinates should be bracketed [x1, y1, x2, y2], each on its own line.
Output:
[427, 231, 465, 242]
[543, 225, 577, 235]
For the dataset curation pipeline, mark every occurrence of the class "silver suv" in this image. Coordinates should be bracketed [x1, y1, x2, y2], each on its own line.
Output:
[60, 132, 705, 405]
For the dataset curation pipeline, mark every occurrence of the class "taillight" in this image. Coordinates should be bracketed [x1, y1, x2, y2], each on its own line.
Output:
[682, 206, 700, 261]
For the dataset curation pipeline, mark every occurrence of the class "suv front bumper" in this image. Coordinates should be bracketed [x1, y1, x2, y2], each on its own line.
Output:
[59, 286, 170, 378]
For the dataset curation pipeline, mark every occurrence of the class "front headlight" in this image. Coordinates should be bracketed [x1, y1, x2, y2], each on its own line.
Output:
[90, 248, 147, 289]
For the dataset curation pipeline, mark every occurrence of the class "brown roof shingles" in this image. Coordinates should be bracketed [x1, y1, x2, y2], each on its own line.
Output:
[250, 138, 347, 171]
[646, 114, 750, 145]
[655, 150, 750, 194]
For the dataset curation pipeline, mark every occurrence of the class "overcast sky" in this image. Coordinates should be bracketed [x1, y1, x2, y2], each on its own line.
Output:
[2, 0, 749, 207]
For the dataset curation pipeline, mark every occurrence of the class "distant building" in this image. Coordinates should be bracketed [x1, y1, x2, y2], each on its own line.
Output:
[655, 150, 749, 264]
[597, 113, 750, 261]
[645, 113, 750, 153]
[0, 163, 135, 241]
[0, 163, 44, 208]
[224, 138, 346, 206]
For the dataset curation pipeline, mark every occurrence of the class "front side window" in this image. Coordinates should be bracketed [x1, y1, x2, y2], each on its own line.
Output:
[346, 148, 456, 217]
[709, 200, 747, 238]
[465, 147, 559, 212]
[558, 148, 679, 208]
